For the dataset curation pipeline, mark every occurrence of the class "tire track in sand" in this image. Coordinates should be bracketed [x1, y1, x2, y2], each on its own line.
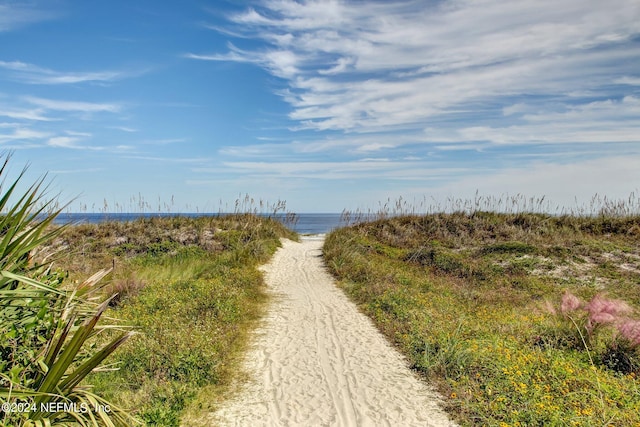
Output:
[210, 236, 457, 427]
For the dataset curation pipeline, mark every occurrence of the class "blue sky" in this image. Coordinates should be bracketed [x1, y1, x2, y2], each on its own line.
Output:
[1, 0, 639, 213]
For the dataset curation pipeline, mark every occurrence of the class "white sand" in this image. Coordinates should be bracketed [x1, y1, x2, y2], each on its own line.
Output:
[210, 236, 457, 427]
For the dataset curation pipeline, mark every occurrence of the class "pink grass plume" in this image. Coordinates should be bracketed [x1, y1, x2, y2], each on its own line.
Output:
[618, 319, 640, 346]
[560, 291, 582, 315]
[586, 294, 632, 318]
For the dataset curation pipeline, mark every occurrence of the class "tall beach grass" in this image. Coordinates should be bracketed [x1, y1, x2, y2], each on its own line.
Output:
[341, 191, 640, 226]
[326, 196, 640, 426]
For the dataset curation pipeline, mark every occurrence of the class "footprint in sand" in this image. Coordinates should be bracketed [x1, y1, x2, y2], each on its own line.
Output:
[210, 236, 457, 427]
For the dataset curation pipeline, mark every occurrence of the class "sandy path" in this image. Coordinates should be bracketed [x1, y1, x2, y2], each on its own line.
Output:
[210, 236, 457, 427]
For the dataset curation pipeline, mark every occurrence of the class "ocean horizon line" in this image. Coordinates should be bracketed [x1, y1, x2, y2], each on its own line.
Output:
[51, 212, 347, 234]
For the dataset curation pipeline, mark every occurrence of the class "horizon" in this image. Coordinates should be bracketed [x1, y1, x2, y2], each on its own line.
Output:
[1, 1, 639, 213]
[50, 190, 640, 217]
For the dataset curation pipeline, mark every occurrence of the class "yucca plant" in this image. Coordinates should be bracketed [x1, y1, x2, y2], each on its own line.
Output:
[0, 154, 138, 426]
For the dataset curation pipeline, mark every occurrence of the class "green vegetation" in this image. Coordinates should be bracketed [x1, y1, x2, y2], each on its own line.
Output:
[51, 213, 296, 425]
[5, 150, 640, 426]
[0, 155, 136, 427]
[0, 151, 296, 425]
[324, 211, 640, 426]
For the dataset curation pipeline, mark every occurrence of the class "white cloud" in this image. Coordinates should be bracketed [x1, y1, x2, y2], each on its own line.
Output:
[355, 143, 398, 153]
[110, 126, 138, 133]
[434, 96, 640, 145]
[46, 131, 133, 152]
[65, 130, 92, 137]
[0, 127, 51, 144]
[47, 136, 82, 148]
[616, 76, 640, 86]
[0, 60, 143, 85]
[218, 159, 469, 181]
[50, 167, 104, 174]
[199, 0, 639, 140]
[0, 3, 57, 32]
[124, 155, 211, 164]
[140, 138, 187, 145]
[190, 0, 640, 212]
[185, 43, 299, 78]
[219, 132, 424, 157]
[184, 44, 258, 64]
[0, 107, 55, 121]
[24, 96, 120, 113]
[433, 156, 640, 210]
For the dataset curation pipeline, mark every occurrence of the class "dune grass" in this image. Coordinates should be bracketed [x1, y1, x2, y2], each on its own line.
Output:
[9, 171, 640, 426]
[49, 214, 296, 425]
[324, 211, 640, 426]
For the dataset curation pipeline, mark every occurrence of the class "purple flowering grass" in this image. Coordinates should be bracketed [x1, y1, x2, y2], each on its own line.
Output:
[557, 291, 640, 349]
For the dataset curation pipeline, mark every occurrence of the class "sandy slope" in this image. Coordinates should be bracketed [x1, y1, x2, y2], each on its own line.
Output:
[210, 236, 457, 427]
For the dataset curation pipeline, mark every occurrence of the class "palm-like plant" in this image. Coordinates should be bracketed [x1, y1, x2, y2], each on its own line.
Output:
[0, 155, 138, 426]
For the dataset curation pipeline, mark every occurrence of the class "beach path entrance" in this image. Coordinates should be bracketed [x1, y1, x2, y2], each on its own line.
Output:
[210, 236, 457, 426]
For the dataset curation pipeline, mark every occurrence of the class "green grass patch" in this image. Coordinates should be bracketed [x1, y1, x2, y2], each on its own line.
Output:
[52, 215, 296, 425]
[324, 212, 640, 426]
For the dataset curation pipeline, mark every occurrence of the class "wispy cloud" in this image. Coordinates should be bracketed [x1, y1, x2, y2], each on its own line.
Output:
[431, 96, 640, 146]
[139, 138, 187, 146]
[46, 131, 134, 152]
[616, 76, 640, 86]
[50, 167, 104, 174]
[219, 132, 424, 158]
[0, 3, 57, 32]
[196, 0, 639, 144]
[47, 136, 86, 149]
[185, 44, 257, 64]
[0, 60, 146, 85]
[0, 126, 51, 144]
[110, 126, 138, 133]
[432, 155, 640, 207]
[0, 106, 55, 121]
[210, 159, 469, 181]
[23, 96, 121, 113]
[0, 93, 127, 151]
[124, 155, 211, 164]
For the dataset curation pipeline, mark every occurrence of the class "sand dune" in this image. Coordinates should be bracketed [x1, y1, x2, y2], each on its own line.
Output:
[210, 236, 457, 426]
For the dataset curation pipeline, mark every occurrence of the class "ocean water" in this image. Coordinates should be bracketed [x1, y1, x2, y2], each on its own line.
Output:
[53, 213, 345, 235]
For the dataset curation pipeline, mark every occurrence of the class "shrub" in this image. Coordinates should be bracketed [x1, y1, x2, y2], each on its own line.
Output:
[0, 155, 137, 426]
